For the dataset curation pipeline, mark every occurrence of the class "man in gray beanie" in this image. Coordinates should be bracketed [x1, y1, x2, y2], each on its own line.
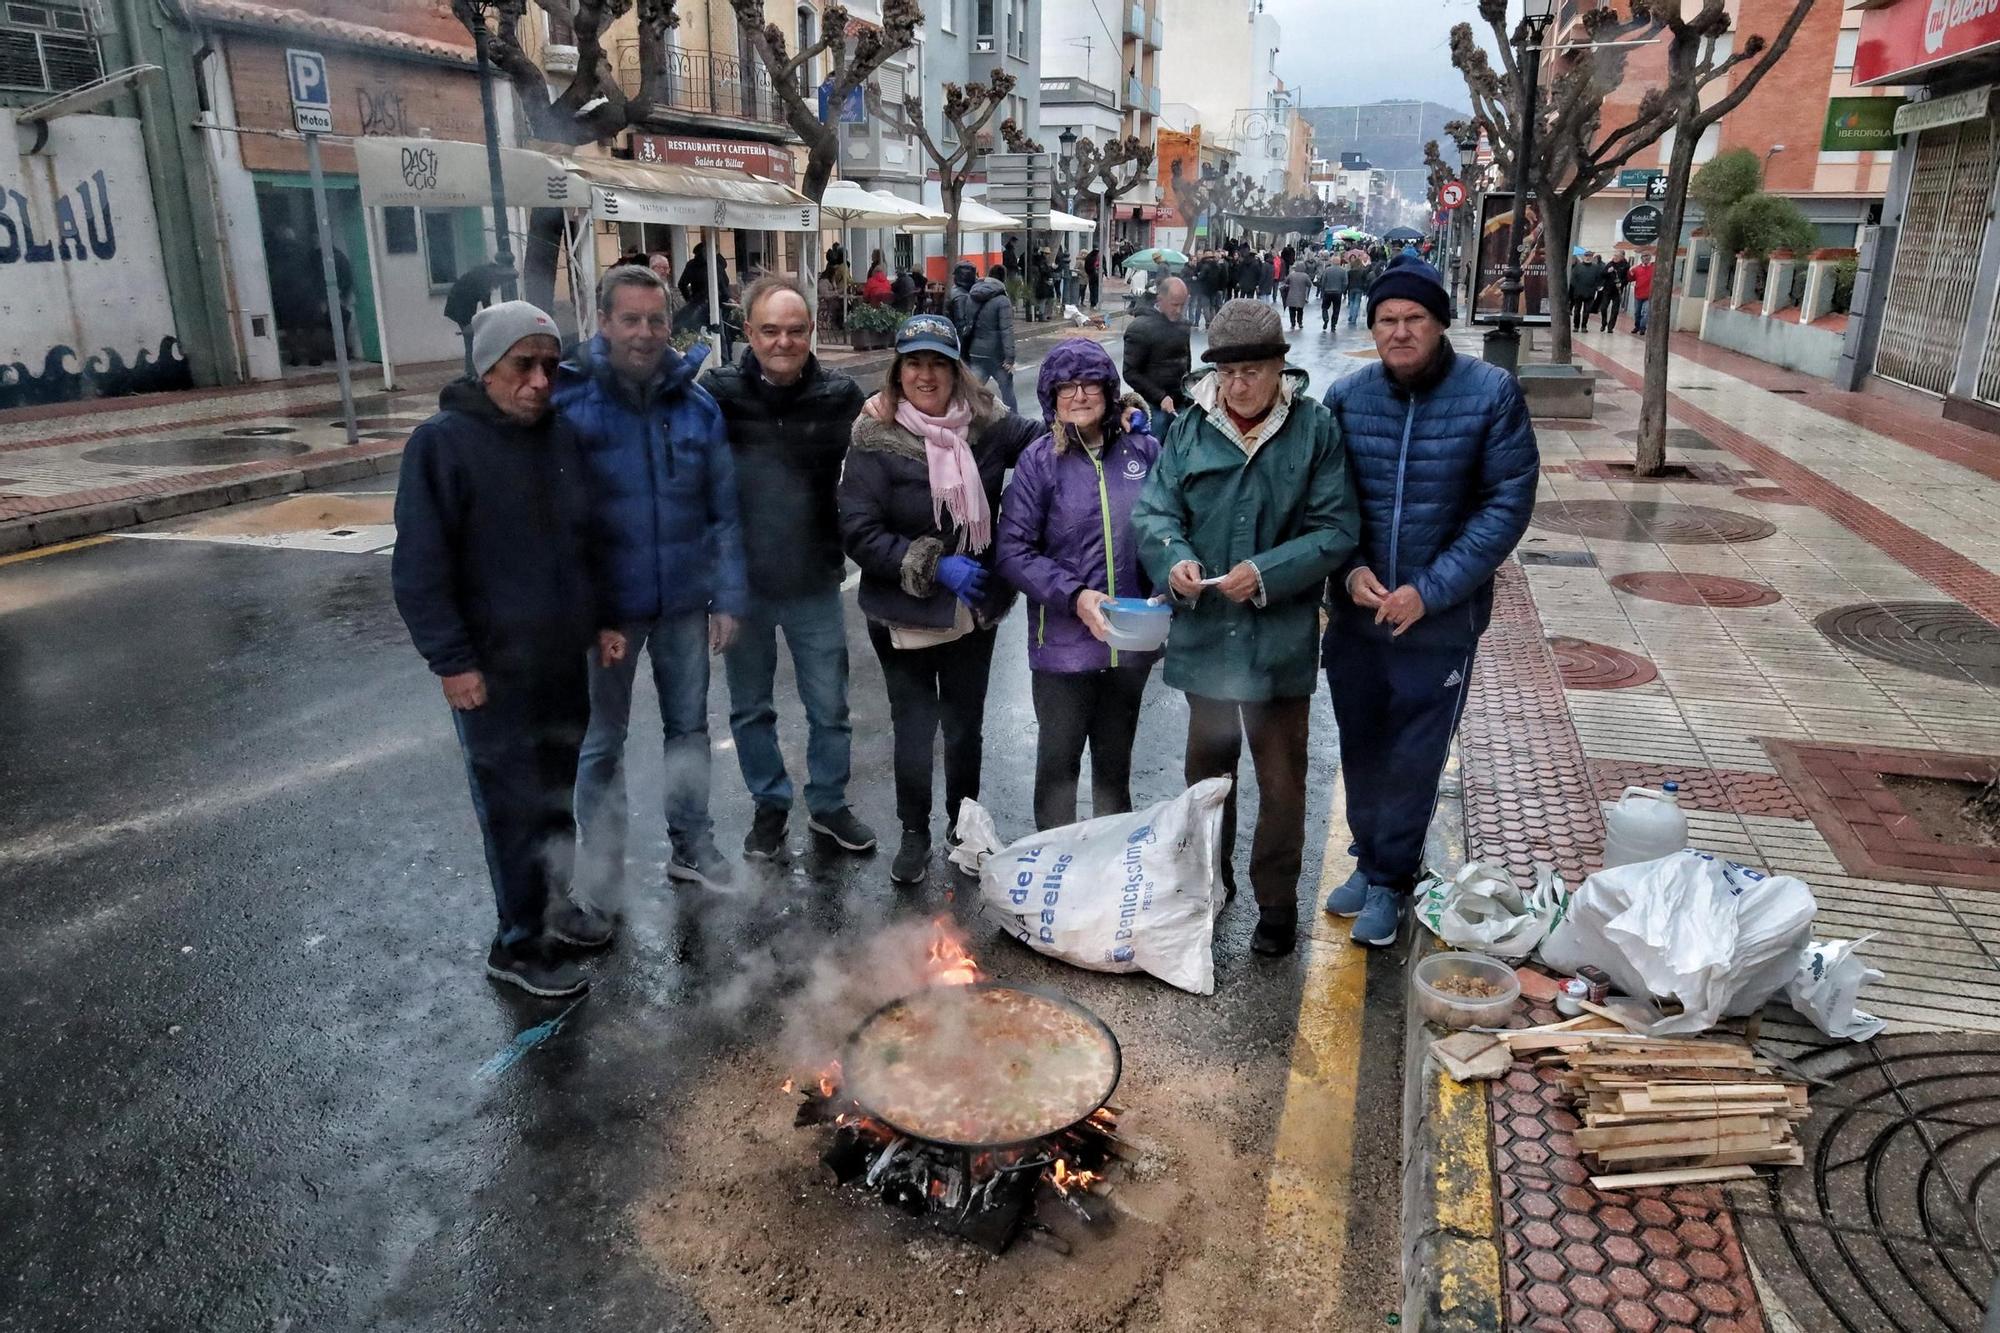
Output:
[1131, 298, 1358, 958]
[392, 300, 625, 999]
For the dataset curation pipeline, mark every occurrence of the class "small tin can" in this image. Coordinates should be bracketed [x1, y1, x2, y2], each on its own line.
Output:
[1576, 965, 1612, 1005]
[1555, 976, 1589, 1017]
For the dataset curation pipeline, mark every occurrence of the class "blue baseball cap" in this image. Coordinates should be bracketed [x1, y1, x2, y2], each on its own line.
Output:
[894, 313, 961, 361]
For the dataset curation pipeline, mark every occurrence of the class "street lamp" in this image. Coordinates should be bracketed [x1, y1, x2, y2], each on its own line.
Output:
[1059, 126, 1078, 303]
[1484, 0, 1556, 373]
[1457, 130, 1481, 310]
[460, 1, 518, 302]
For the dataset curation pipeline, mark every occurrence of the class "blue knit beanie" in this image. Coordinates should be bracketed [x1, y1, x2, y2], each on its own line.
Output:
[1366, 252, 1451, 327]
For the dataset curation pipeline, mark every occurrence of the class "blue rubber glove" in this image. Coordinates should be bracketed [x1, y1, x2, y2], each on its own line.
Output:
[936, 555, 989, 606]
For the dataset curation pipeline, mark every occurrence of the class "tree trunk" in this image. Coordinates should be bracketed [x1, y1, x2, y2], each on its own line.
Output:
[1635, 124, 1700, 477]
[1543, 194, 1576, 365]
[798, 132, 838, 204]
[524, 207, 565, 318]
[942, 178, 964, 279]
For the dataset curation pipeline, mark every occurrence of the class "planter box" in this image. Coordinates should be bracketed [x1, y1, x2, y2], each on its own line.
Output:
[1517, 363, 1596, 419]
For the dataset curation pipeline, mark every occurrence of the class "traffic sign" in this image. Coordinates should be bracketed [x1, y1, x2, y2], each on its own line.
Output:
[1621, 203, 1664, 246]
[1646, 175, 1669, 201]
[286, 48, 332, 134]
[1440, 180, 1467, 209]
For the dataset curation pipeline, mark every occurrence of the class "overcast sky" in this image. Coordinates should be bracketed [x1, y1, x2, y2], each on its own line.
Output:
[1259, 0, 1485, 111]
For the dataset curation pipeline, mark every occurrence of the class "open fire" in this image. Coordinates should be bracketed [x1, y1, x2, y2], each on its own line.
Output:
[785, 915, 1126, 1254]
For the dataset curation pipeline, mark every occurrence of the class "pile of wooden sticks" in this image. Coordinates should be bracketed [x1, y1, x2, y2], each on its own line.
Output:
[1500, 1012, 1807, 1191]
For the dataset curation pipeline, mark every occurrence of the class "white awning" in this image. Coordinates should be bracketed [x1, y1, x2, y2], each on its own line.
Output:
[1045, 208, 1096, 234]
[568, 157, 820, 232]
[948, 195, 1023, 231]
[354, 137, 577, 210]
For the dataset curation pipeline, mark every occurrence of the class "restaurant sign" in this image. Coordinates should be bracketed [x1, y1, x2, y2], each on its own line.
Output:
[631, 134, 795, 184]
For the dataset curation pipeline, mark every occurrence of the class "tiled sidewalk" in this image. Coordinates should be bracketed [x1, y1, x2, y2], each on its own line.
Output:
[1453, 329, 2000, 1332]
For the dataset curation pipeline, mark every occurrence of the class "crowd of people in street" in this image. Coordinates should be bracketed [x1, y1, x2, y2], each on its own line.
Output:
[391, 246, 1538, 1000]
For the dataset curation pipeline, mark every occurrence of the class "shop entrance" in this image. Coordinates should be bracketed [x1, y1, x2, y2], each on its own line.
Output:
[252, 177, 381, 367]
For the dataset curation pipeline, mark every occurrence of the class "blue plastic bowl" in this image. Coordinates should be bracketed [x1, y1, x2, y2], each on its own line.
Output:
[1100, 597, 1171, 651]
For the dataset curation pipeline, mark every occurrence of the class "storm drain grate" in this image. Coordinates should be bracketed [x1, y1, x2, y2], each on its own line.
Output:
[1529, 500, 1778, 545]
[1733, 1033, 2000, 1333]
[1815, 602, 2000, 687]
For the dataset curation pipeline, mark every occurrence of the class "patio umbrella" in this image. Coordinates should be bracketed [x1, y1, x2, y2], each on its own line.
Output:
[1119, 246, 1189, 270]
[1045, 209, 1096, 234]
[1382, 225, 1425, 242]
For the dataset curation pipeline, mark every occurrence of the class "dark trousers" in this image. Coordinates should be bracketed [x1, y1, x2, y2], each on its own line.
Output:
[450, 671, 589, 944]
[1321, 291, 1342, 327]
[1287, 303, 1305, 328]
[1030, 665, 1151, 831]
[1087, 274, 1100, 307]
[1572, 297, 1592, 332]
[867, 623, 998, 834]
[1324, 631, 1476, 893]
[1184, 693, 1311, 912]
[1598, 289, 1619, 332]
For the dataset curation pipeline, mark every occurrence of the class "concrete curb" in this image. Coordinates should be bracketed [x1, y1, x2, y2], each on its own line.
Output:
[0, 449, 404, 557]
[1399, 764, 1507, 1332]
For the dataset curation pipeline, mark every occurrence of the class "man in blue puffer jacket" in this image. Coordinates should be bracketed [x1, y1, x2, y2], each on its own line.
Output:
[1321, 253, 1539, 948]
[557, 265, 750, 902]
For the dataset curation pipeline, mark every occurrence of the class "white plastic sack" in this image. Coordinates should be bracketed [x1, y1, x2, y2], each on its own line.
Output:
[1415, 862, 1566, 960]
[1537, 850, 1816, 1035]
[954, 779, 1230, 995]
[1785, 935, 1887, 1041]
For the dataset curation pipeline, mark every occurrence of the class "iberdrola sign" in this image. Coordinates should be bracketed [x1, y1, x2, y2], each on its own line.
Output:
[1855, 0, 2000, 84]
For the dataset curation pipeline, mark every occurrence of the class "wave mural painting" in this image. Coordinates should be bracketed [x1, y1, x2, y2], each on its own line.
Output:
[1, 110, 189, 410]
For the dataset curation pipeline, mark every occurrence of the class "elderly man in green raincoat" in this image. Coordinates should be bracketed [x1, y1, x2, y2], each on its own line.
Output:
[1132, 297, 1359, 958]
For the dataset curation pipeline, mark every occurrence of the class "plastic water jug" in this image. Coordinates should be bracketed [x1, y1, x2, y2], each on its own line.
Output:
[1600, 783, 1689, 869]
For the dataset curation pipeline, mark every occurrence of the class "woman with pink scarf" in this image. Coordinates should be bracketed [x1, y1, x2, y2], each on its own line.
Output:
[837, 314, 1047, 887]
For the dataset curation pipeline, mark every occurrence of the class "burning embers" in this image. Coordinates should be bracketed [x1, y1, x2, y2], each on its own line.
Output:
[785, 916, 1126, 1254]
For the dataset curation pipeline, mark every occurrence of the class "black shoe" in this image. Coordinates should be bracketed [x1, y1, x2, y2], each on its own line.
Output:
[545, 896, 615, 950]
[668, 839, 736, 891]
[1250, 911, 1297, 957]
[808, 807, 878, 852]
[890, 829, 930, 885]
[486, 936, 589, 997]
[743, 805, 790, 861]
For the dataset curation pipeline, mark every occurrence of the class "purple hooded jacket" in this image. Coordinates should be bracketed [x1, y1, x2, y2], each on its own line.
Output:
[996, 339, 1162, 673]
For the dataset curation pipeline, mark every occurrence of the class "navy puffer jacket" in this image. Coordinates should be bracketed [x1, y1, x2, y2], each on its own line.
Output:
[555, 334, 749, 624]
[1321, 344, 1539, 648]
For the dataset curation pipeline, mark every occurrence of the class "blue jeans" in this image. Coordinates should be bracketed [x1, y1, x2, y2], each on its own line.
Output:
[722, 589, 852, 816]
[1346, 293, 1365, 327]
[574, 610, 713, 902]
[1633, 297, 1650, 334]
[970, 356, 1018, 410]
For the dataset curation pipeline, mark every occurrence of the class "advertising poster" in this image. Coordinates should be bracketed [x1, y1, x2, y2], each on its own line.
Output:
[1471, 190, 1551, 326]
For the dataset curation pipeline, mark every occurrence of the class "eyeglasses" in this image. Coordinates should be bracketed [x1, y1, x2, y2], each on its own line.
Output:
[1215, 365, 1277, 384]
[1054, 382, 1105, 400]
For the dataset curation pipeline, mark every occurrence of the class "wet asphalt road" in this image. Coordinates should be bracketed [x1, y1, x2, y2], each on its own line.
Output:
[0, 321, 1410, 1332]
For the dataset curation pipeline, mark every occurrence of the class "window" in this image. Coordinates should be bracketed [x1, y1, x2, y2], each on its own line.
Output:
[0, 0, 103, 95]
[383, 207, 419, 256]
[796, 5, 816, 93]
[940, 0, 954, 34]
[975, 0, 993, 51]
[422, 210, 463, 289]
[1835, 28, 1859, 71]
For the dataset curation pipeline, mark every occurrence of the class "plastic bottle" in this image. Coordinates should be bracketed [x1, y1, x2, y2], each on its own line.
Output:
[1599, 782, 1690, 869]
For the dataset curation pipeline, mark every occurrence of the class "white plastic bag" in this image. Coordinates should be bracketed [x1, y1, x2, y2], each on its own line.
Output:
[1785, 935, 1887, 1041]
[954, 779, 1230, 995]
[1537, 850, 1817, 1035]
[1415, 862, 1566, 960]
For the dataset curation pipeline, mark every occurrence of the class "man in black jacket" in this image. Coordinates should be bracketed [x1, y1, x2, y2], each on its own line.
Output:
[391, 301, 624, 998]
[706, 275, 878, 863]
[1123, 276, 1192, 435]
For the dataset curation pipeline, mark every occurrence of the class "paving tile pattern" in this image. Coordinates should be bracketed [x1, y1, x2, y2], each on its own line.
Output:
[1730, 486, 1807, 506]
[1764, 739, 2000, 892]
[1566, 458, 1748, 487]
[1588, 759, 1809, 822]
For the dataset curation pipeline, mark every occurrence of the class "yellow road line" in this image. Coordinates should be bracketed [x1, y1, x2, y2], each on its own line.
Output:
[1263, 771, 1371, 1322]
[0, 536, 116, 568]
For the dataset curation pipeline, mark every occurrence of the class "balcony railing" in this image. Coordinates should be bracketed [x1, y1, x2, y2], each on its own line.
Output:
[613, 42, 787, 127]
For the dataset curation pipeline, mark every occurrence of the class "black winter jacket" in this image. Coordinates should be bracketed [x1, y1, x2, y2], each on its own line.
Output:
[706, 350, 866, 601]
[1122, 308, 1192, 410]
[391, 380, 604, 680]
[837, 393, 1042, 631]
[965, 278, 1016, 365]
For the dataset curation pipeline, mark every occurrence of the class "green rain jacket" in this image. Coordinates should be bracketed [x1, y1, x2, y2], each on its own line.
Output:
[1132, 366, 1360, 702]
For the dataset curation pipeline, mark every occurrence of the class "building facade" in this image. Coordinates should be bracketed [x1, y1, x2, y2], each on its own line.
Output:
[1039, 0, 1160, 244]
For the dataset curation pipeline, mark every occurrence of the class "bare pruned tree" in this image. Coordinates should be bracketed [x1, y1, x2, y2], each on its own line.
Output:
[1628, 0, 1816, 474]
[999, 118, 1044, 154]
[729, 0, 923, 202]
[904, 70, 1017, 264]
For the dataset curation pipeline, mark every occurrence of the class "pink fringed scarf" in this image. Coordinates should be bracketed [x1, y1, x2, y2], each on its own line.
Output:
[894, 396, 991, 553]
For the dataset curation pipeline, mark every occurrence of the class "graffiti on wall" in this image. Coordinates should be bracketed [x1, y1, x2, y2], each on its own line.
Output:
[0, 110, 188, 409]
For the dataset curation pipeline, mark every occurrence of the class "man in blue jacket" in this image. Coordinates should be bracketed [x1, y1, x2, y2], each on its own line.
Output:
[392, 301, 625, 998]
[1320, 254, 1538, 947]
[558, 266, 750, 900]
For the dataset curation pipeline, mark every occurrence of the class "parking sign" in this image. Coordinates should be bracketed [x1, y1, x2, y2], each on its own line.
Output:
[286, 49, 332, 134]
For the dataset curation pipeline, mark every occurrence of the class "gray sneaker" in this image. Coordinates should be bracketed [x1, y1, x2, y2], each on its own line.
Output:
[545, 896, 615, 950]
[1323, 867, 1368, 917]
[668, 839, 736, 891]
[1350, 884, 1405, 948]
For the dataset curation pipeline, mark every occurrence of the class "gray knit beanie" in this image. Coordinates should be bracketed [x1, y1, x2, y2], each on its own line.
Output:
[469, 300, 561, 377]
[1200, 298, 1290, 364]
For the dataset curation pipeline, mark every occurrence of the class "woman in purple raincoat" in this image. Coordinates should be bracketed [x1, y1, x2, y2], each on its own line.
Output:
[995, 338, 1163, 830]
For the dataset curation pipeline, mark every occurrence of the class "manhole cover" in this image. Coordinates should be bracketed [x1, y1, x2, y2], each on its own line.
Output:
[221, 425, 299, 437]
[81, 437, 312, 466]
[1519, 549, 1599, 569]
[1616, 427, 1721, 451]
[1611, 571, 1782, 608]
[1735, 485, 1807, 505]
[1549, 636, 1659, 689]
[1734, 1033, 2000, 1333]
[1815, 602, 2000, 686]
[1529, 500, 1777, 545]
